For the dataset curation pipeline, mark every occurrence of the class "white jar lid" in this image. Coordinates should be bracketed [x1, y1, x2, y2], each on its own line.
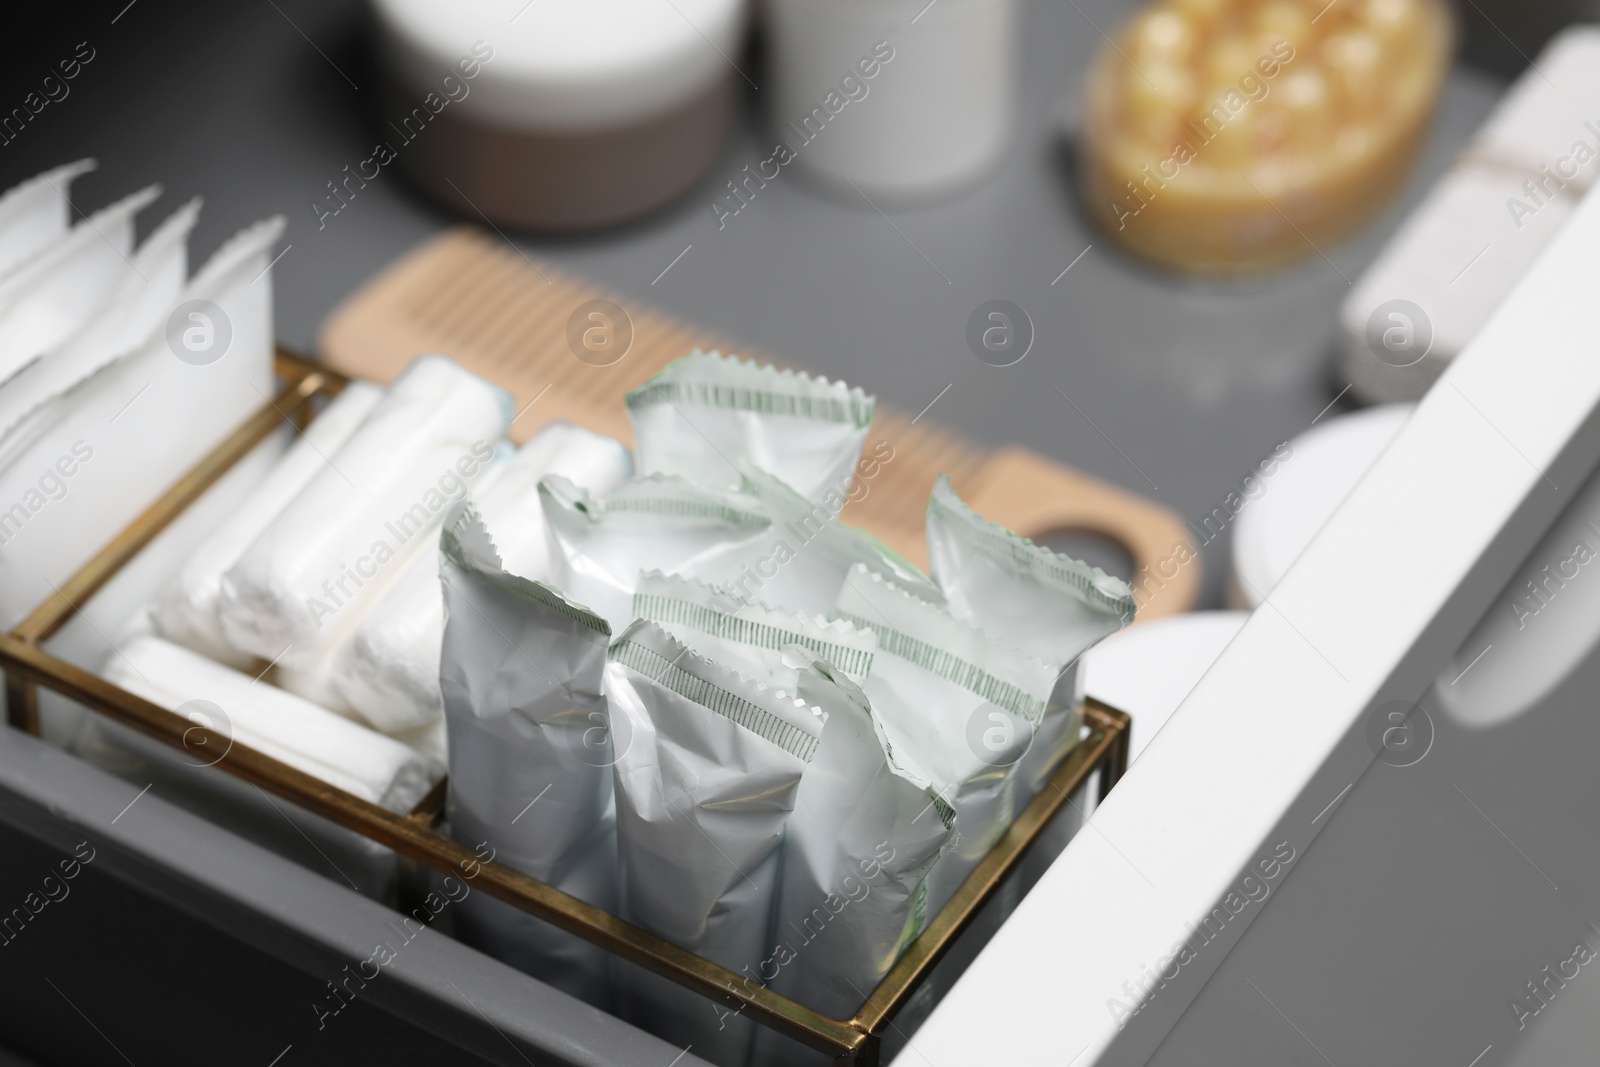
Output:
[372, 0, 746, 132]
[1231, 404, 1414, 608]
[1083, 611, 1248, 764]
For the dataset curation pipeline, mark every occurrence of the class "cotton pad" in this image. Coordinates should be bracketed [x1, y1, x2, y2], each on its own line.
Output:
[1434, 458, 1600, 730]
[1230, 405, 1412, 608]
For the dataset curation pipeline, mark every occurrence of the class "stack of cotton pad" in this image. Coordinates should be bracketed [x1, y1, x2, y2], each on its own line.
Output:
[1230, 405, 1413, 608]
[1341, 26, 1600, 402]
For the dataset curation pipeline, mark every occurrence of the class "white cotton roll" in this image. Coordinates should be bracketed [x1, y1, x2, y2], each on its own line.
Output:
[102, 636, 438, 813]
[218, 355, 511, 666]
[0, 159, 96, 281]
[332, 421, 630, 734]
[151, 382, 385, 667]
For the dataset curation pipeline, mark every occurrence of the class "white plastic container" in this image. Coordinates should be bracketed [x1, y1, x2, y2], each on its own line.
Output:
[370, 0, 746, 231]
[764, 0, 1016, 201]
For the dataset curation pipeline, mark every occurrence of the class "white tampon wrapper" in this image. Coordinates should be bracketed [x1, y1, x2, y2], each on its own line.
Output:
[151, 382, 385, 668]
[1230, 405, 1412, 608]
[332, 421, 630, 735]
[102, 636, 439, 813]
[276, 443, 516, 718]
[218, 355, 511, 666]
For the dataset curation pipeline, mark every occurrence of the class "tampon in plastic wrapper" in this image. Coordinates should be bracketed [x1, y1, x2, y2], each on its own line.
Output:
[102, 635, 438, 813]
[218, 354, 511, 665]
[151, 381, 385, 667]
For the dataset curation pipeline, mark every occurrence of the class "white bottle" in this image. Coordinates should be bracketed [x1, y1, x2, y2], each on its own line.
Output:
[765, 0, 1017, 202]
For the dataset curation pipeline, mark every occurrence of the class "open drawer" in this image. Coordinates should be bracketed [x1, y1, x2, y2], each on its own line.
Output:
[0, 350, 1129, 1067]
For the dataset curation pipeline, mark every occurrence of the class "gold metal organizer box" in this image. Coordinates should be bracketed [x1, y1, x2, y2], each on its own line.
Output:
[0, 349, 1131, 1067]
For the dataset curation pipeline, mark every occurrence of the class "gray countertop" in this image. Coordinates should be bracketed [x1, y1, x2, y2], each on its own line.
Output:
[4, 0, 1503, 607]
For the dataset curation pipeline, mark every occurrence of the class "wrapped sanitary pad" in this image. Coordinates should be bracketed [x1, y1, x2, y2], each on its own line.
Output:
[0, 197, 200, 451]
[0, 159, 96, 280]
[605, 619, 825, 1063]
[759, 654, 952, 1053]
[925, 476, 1135, 797]
[700, 465, 943, 616]
[219, 355, 511, 665]
[438, 506, 618, 1004]
[540, 473, 772, 632]
[626, 350, 875, 504]
[632, 570, 876, 685]
[0, 214, 283, 630]
[0, 183, 161, 383]
[629, 575, 945, 1033]
[834, 565, 1057, 915]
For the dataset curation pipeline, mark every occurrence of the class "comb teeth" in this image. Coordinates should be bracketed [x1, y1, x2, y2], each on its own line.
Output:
[319, 226, 993, 563]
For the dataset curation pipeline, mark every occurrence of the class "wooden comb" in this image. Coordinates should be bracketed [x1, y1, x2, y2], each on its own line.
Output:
[319, 228, 1199, 619]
